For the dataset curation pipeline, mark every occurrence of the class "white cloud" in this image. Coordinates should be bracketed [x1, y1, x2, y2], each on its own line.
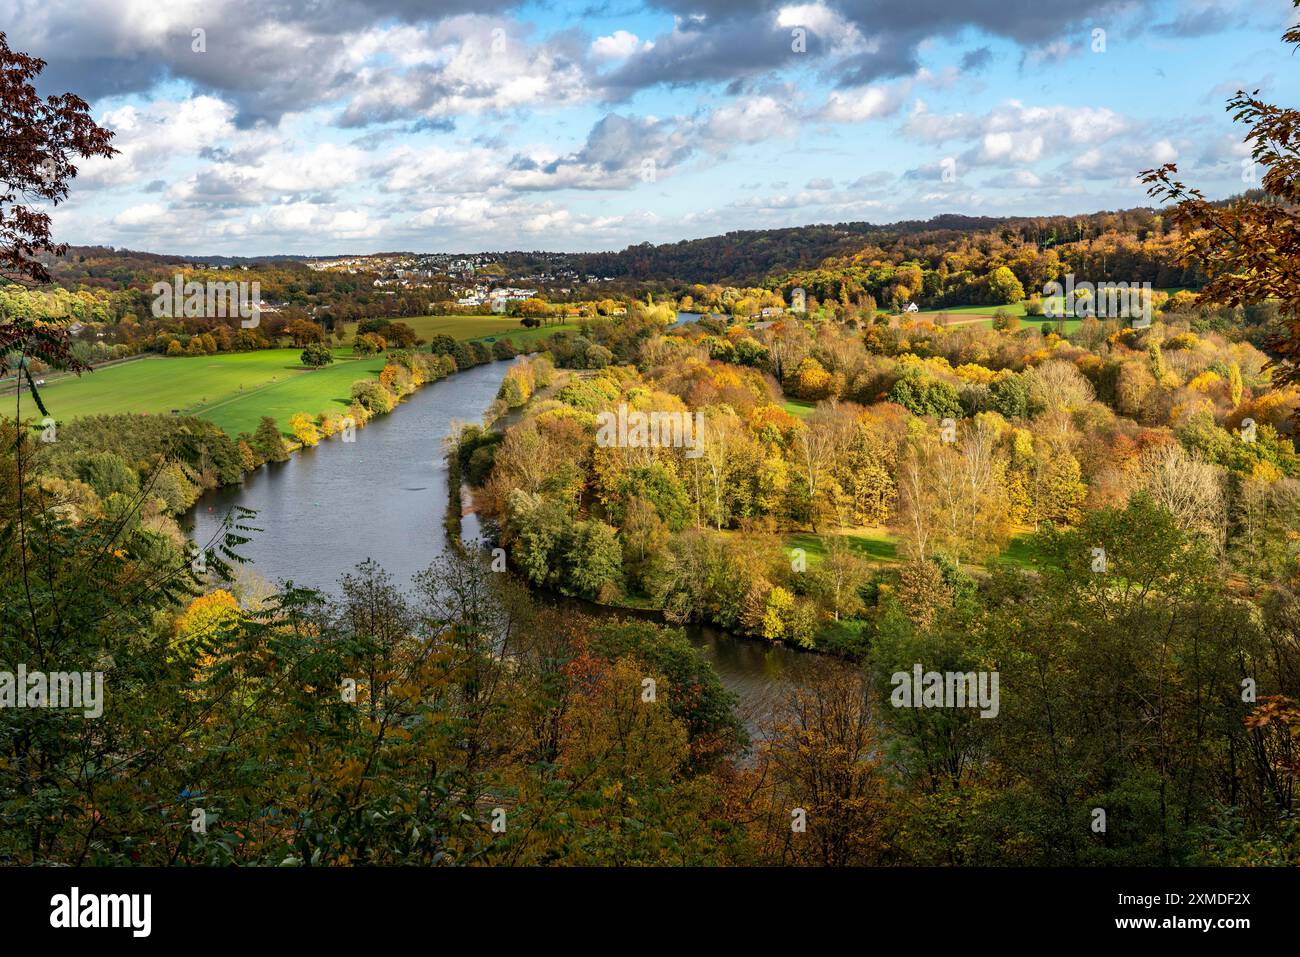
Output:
[821, 84, 907, 123]
[591, 30, 646, 60]
[110, 203, 169, 226]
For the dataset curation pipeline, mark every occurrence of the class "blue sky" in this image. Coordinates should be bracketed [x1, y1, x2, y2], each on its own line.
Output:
[6, 0, 1298, 255]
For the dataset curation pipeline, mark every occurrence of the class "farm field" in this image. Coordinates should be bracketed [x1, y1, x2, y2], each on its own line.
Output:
[36, 349, 387, 437]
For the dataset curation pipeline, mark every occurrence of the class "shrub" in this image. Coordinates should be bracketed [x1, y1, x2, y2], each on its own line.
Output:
[350, 379, 395, 415]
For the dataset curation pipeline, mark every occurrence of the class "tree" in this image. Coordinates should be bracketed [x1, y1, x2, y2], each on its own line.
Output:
[1138, 442, 1225, 544]
[0, 32, 116, 381]
[894, 427, 1008, 566]
[809, 534, 870, 621]
[0, 33, 116, 287]
[74, 450, 139, 499]
[986, 266, 1025, 305]
[1229, 361, 1244, 408]
[564, 520, 624, 600]
[792, 404, 855, 531]
[893, 558, 953, 631]
[1026, 359, 1094, 413]
[792, 356, 832, 399]
[1141, 4, 1300, 410]
[353, 332, 386, 355]
[289, 412, 321, 447]
[252, 415, 290, 463]
[382, 321, 419, 349]
[750, 666, 888, 865]
[351, 379, 394, 414]
[619, 495, 669, 591]
[518, 297, 552, 322]
[507, 489, 572, 588]
[759, 586, 801, 644]
[696, 411, 749, 530]
[285, 318, 325, 347]
[498, 365, 532, 407]
[300, 342, 333, 367]
[888, 373, 962, 418]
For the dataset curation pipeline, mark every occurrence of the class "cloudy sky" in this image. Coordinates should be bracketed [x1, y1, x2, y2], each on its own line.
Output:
[7, 0, 1298, 255]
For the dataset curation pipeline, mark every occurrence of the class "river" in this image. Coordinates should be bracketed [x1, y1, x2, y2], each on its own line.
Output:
[186, 356, 838, 731]
[187, 358, 503, 588]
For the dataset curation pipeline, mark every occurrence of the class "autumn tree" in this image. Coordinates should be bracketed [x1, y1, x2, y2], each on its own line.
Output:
[1141, 3, 1300, 410]
[0, 32, 116, 380]
[750, 665, 890, 865]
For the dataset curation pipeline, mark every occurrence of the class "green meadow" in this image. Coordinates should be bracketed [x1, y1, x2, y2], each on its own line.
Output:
[35, 316, 582, 439]
[345, 314, 579, 345]
[903, 287, 1190, 331]
[788, 529, 900, 565]
[782, 397, 816, 418]
[785, 528, 1044, 571]
[37, 349, 387, 437]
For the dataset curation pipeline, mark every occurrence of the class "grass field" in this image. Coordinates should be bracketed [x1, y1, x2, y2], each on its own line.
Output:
[900, 287, 1190, 332]
[996, 533, 1045, 570]
[786, 528, 1045, 571]
[788, 528, 900, 565]
[782, 397, 816, 419]
[194, 355, 388, 436]
[38, 317, 582, 439]
[37, 349, 387, 437]
[344, 315, 579, 346]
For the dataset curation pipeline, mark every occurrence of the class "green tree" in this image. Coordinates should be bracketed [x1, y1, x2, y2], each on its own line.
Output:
[564, 520, 623, 599]
[252, 415, 289, 463]
[74, 450, 139, 499]
[300, 342, 333, 367]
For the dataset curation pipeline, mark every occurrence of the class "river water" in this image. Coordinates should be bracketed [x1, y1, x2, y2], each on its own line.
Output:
[187, 358, 502, 588]
[186, 356, 837, 731]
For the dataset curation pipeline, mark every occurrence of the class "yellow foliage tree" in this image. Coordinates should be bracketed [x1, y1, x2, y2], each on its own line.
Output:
[173, 589, 241, 662]
[289, 412, 321, 447]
